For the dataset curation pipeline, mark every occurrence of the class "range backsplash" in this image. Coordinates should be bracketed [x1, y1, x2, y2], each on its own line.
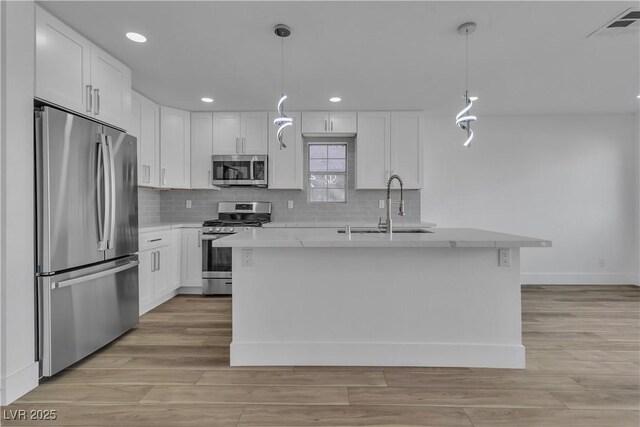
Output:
[138, 187, 421, 225]
[138, 139, 421, 225]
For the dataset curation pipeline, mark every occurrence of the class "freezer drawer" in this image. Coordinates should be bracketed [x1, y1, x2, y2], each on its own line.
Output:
[38, 256, 139, 376]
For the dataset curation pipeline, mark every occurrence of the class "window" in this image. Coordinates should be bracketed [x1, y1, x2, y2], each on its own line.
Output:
[308, 144, 347, 203]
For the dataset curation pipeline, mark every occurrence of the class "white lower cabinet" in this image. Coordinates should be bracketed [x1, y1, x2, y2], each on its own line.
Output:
[180, 229, 202, 288]
[138, 229, 179, 315]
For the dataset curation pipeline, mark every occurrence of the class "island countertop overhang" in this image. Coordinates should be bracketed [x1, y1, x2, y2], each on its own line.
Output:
[211, 227, 552, 248]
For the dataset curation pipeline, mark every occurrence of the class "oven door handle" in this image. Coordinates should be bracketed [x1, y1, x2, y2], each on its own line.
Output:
[202, 234, 229, 241]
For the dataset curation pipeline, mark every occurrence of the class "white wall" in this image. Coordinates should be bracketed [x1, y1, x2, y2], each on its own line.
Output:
[0, 1, 38, 405]
[422, 114, 639, 285]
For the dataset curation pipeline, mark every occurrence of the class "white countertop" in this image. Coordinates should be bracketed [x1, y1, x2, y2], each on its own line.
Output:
[139, 222, 202, 233]
[264, 221, 437, 228]
[211, 227, 552, 248]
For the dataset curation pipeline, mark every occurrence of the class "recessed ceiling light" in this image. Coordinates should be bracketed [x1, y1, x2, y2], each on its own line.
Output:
[329, 97, 341, 103]
[201, 97, 214, 103]
[637, 94, 640, 99]
[126, 32, 147, 43]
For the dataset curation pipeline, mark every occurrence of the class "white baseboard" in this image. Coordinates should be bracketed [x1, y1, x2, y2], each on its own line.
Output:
[1, 362, 39, 405]
[521, 273, 639, 286]
[177, 286, 202, 295]
[231, 342, 525, 369]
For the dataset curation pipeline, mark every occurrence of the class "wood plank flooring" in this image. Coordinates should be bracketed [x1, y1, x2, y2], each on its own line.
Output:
[3, 285, 638, 426]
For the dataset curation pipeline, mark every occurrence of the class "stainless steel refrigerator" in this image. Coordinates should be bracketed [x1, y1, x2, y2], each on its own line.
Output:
[35, 106, 139, 377]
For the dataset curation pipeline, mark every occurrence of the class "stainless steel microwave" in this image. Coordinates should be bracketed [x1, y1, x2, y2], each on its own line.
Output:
[211, 155, 268, 187]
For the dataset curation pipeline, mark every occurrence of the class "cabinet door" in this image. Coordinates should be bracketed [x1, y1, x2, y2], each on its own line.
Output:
[130, 93, 144, 185]
[90, 46, 132, 130]
[391, 112, 423, 189]
[140, 96, 160, 187]
[160, 106, 191, 188]
[268, 112, 303, 189]
[213, 112, 241, 155]
[190, 112, 214, 188]
[356, 112, 390, 189]
[330, 112, 357, 134]
[302, 112, 329, 134]
[181, 229, 203, 288]
[240, 112, 268, 154]
[153, 247, 169, 300]
[167, 229, 181, 291]
[35, 6, 91, 115]
[138, 249, 154, 315]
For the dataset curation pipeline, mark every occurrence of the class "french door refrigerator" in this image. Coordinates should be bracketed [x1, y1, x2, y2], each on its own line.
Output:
[35, 106, 139, 376]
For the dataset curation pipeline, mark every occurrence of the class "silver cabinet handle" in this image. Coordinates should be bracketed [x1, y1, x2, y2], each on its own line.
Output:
[198, 231, 202, 247]
[53, 260, 139, 289]
[208, 170, 211, 186]
[94, 88, 100, 115]
[242, 137, 246, 153]
[324, 119, 328, 131]
[145, 165, 150, 183]
[162, 168, 166, 186]
[86, 85, 93, 113]
[157, 250, 160, 271]
[236, 137, 240, 153]
[151, 251, 156, 272]
[106, 135, 116, 249]
[331, 120, 334, 131]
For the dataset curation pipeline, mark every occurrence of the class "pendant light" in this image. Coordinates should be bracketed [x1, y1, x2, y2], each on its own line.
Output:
[274, 24, 292, 150]
[455, 21, 478, 147]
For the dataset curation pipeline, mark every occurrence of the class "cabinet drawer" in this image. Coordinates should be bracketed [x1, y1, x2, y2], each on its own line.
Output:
[139, 231, 170, 251]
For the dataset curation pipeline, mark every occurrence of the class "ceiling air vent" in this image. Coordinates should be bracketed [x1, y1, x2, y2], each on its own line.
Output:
[587, 7, 640, 37]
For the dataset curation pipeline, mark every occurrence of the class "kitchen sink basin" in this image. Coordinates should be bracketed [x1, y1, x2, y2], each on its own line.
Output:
[338, 228, 433, 234]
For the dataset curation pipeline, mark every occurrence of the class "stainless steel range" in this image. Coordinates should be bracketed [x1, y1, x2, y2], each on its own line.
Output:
[201, 202, 271, 295]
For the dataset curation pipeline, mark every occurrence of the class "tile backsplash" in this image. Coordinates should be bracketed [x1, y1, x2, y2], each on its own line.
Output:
[138, 139, 421, 225]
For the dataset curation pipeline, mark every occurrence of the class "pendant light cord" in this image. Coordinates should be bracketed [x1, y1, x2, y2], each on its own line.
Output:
[465, 30, 469, 96]
[281, 37, 285, 94]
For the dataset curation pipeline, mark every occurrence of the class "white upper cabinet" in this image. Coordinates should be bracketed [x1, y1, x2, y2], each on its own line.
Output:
[301, 112, 329, 133]
[132, 91, 160, 187]
[35, 6, 91, 115]
[190, 112, 215, 188]
[35, 6, 131, 130]
[390, 112, 423, 189]
[241, 112, 268, 154]
[356, 112, 391, 189]
[355, 111, 423, 190]
[89, 47, 131, 129]
[160, 107, 191, 189]
[213, 112, 267, 155]
[302, 112, 357, 135]
[212, 112, 241, 155]
[268, 112, 303, 189]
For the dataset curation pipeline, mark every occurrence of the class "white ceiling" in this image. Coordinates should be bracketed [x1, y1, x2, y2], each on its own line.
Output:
[40, 1, 640, 115]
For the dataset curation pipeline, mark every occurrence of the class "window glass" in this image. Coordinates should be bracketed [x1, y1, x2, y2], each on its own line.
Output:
[308, 144, 347, 203]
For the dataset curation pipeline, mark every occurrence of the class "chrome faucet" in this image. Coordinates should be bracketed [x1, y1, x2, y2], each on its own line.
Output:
[378, 174, 405, 233]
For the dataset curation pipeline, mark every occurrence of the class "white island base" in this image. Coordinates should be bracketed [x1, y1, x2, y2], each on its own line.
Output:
[223, 228, 551, 369]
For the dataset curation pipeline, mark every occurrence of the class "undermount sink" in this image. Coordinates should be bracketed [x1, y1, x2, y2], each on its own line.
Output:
[337, 228, 433, 234]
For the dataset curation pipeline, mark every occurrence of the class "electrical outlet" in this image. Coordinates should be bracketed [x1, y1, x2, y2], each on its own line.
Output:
[288, 200, 294, 209]
[498, 249, 511, 267]
[599, 258, 606, 267]
[186, 200, 192, 209]
[241, 249, 253, 267]
[379, 200, 385, 209]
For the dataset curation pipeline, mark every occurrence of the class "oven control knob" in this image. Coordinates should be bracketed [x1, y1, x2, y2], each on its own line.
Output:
[229, 228, 235, 232]
[209, 227, 214, 232]
[215, 227, 221, 232]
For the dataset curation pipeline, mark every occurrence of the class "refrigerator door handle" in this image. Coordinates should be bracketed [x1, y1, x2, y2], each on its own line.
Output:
[98, 134, 111, 251]
[52, 260, 139, 289]
[106, 135, 117, 249]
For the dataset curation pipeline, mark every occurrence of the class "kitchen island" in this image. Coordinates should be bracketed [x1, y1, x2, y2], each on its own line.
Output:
[213, 227, 551, 368]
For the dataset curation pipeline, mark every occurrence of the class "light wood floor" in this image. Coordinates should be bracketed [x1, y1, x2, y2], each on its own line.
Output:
[3, 285, 639, 426]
